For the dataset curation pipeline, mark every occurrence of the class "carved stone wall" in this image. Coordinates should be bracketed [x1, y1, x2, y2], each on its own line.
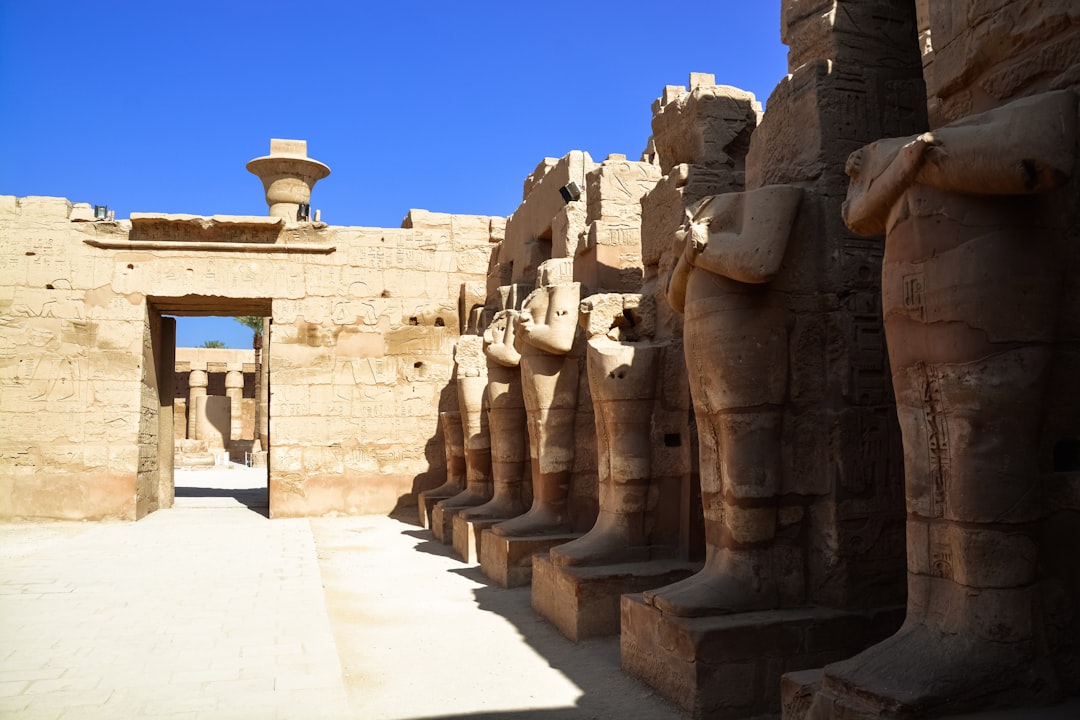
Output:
[0, 195, 498, 520]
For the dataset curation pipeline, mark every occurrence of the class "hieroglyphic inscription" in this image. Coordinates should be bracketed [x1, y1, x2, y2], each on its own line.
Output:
[920, 362, 950, 518]
[931, 545, 953, 579]
[904, 272, 926, 321]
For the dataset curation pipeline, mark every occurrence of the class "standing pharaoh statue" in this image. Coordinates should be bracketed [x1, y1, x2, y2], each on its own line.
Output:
[457, 309, 530, 523]
[430, 335, 493, 541]
[644, 185, 802, 615]
[812, 88, 1079, 715]
[794, 1, 1080, 714]
[491, 258, 582, 537]
[550, 293, 663, 566]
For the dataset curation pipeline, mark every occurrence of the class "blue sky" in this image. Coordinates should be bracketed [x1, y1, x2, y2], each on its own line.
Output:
[1, 1, 788, 347]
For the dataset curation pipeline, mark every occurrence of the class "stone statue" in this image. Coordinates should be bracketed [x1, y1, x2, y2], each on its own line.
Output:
[643, 184, 802, 616]
[815, 89, 1078, 713]
[434, 336, 493, 515]
[549, 293, 663, 566]
[491, 259, 582, 537]
[457, 309, 529, 523]
[417, 411, 465, 528]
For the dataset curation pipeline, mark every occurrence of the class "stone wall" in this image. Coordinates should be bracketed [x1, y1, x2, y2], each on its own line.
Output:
[0, 195, 498, 520]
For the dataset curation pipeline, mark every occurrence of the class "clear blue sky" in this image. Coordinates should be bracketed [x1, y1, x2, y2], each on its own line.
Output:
[1, 1, 788, 347]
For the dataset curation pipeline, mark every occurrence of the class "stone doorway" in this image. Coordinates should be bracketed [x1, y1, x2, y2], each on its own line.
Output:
[146, 298, 272, 517]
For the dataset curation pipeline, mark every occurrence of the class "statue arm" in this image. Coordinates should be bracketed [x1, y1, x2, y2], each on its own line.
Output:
[843, 135, 934, 237]
[688, 186, 803, 284]
[665, 227, 696, 313]
[522, 283, 580, 355]
[914, 91, 1076, 195]
[485, 313, 522, 367]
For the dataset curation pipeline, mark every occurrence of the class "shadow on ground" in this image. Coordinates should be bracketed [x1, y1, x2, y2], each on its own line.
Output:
[401, 711, 610, 719]
[426, 538, 686, 720]
[173, 487, 269, 518]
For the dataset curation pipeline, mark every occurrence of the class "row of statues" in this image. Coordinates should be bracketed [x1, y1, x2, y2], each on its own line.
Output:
[422, 2, 1079, 716]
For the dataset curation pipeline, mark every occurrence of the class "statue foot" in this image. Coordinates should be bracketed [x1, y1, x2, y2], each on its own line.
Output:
[550, 525, 648, 567]
[491, 504, 570, 537]
[422, 485, 462, 501]
[460, 498, 527, 522]
[642, 551, 776, 617]
[437, 488, 490, 511]
[819, 619, 1047, 717]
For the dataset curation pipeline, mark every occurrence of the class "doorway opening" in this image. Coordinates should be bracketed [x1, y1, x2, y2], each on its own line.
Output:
[149, 298, 272, 517]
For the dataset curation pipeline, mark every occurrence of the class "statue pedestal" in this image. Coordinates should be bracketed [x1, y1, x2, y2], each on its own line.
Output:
[451, 514, 506, 564]
[620, 594, 903, 720]
[532, 555, 698, 641]
[417, 488, 458, 530]
[430, 503, 469, 544]
[478, 529, 580, 588]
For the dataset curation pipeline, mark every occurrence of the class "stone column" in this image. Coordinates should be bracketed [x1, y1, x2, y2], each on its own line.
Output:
[186, 369, 207, 440]
[225, 370, 243, 447]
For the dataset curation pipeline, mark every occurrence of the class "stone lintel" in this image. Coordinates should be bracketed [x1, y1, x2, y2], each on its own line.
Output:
[83, 239, 335, 253]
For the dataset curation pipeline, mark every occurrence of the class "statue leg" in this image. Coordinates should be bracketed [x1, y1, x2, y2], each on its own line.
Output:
[493, 352, 578, 536]
[438, 375, 493, 509]
[645, 302, 786, 616]
[461, 401, 529, 521]
[552, 340, 660, 566]
[819, 346, 1054, 714]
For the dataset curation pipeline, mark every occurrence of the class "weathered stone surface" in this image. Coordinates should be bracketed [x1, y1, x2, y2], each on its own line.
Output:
[0, 175, 496, 520]
[650, 80, 760, 174]
[621, 593, 903, 720]
[792, 5, 1080, 714]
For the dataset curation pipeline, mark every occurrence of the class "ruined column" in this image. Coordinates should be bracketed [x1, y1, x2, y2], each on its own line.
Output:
[225, 370, 243, 450]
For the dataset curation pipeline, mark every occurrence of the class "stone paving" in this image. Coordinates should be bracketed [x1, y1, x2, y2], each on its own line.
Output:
[4, 466, 1076, 720]
[0, 466, 687, 720]
[0, 467, 350, 720]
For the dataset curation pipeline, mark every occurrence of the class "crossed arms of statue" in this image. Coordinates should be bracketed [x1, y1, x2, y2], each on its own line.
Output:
[667, 185, 803, 312]
[842, 90, 1077, 237]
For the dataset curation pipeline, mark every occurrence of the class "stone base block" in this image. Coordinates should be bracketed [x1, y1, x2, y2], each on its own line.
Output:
[780, 668, 822, 719]
[620, 594, 904, 720]
[417, 489, 456, 530]
[781, 672, 1080, 720]
[478, 529, 580, 588]
[430, 502, 466, 544]
[532, 555, 699, 642]
[452, 513, 504, 564]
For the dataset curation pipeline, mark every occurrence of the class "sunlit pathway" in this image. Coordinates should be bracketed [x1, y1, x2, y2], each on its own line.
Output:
[0, 467, 686, 720]
[0, 469, 349, 720]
